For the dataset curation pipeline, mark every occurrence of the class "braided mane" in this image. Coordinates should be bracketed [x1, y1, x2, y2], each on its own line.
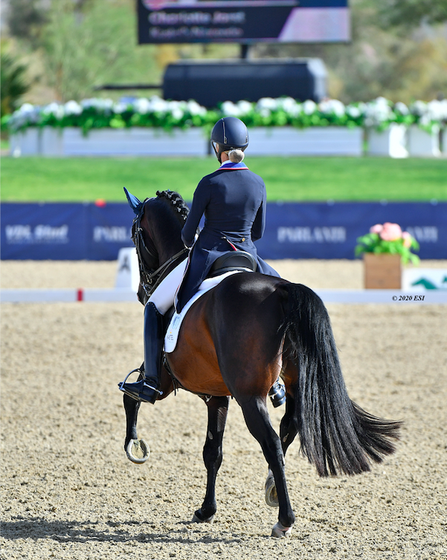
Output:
[156, 190, 189, 224]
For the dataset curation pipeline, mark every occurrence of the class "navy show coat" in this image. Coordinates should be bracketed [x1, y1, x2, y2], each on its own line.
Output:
[175, 161, 279, 312]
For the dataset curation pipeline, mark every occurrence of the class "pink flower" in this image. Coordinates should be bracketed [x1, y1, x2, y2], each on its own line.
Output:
[402, 231, 412, 248]
[370, 224, 383, 234]
[380, 222, 402, 241]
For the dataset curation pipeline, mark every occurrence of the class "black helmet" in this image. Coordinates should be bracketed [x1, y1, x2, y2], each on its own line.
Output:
[211, 117, 249, 162]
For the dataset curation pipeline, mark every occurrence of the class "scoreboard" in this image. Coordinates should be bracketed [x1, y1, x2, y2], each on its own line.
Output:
[137, 0, 350, 44]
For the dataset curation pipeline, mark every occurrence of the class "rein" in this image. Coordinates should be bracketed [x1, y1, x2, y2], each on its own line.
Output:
[132, 199, 188, 299]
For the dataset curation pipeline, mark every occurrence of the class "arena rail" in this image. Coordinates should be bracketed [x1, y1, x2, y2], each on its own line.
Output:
[1, 288, 446, 304]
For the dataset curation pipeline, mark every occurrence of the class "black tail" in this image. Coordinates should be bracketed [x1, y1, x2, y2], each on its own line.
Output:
[282, 283, 401, 477]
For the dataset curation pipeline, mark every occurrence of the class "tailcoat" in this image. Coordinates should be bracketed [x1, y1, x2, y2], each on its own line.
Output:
[175, 161, 279, 312]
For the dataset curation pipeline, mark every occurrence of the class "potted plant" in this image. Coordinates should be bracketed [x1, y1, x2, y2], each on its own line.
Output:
[355, 222, 420, 289]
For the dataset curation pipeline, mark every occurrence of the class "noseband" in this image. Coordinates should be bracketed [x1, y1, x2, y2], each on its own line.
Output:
[132, 199, 188, 300]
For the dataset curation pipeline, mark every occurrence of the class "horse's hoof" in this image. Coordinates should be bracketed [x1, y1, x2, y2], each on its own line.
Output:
[271, 521, 292, 538]
[265, 471, 279, 508]
[125, 438, 149, 464]
[192, 511, 215, 524]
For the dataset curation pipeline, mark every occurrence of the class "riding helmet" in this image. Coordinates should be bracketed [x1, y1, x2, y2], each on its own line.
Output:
[211, 117, 249, 161]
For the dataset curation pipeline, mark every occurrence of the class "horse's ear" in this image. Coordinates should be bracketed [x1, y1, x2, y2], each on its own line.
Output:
[124, 187, 143, 215]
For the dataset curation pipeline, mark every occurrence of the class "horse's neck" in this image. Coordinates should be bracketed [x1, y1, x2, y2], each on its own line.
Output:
[152, 221, 184, 266]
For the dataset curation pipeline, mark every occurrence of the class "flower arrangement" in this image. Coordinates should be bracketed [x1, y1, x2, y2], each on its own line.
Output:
[355, 222, 420, 265]
[2, 95, 446, 136]
[2, 97, 218, 136]
[409, 99, 447, 133]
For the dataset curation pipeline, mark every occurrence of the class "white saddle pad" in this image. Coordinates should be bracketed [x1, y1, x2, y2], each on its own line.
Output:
[165, 270, 243, 354]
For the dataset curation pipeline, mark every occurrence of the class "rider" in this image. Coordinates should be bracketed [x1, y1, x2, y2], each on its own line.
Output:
[120, 116, 286, 407]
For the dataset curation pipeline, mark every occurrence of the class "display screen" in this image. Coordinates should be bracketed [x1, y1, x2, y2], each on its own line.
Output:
[137, 1, 350, 44]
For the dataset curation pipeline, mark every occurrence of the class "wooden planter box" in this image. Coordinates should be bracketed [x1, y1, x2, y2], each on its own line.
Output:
[10, 127, 208, 157]
[366, 124, 408, 158]
[10, 126, 364, 157]
[364, 253, 402, 289]
[248, 126, 363, 156]
[407, 125, 441, 157]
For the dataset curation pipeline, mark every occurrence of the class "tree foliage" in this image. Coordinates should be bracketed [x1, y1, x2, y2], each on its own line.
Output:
[377, 0, 447, 29]
[0, 48, 31, 116]
[254, 0, 447, 103]
[40, 0, 161, 102]
[4, 0, 447, 106]
[7, 0, 48, 47]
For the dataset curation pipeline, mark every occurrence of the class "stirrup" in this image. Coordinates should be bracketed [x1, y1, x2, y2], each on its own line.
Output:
[118, 368, 163, 402]
[118, 367, 142, 393]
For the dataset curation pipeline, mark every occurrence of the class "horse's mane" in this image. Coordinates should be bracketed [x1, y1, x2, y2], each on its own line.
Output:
[155, 190, 189, 225]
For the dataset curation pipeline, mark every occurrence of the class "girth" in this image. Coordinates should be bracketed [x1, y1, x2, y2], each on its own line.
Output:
[208, 251, 257, 278]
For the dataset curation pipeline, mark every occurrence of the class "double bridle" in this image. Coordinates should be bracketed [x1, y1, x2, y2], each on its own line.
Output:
[131, 199, 188, 300]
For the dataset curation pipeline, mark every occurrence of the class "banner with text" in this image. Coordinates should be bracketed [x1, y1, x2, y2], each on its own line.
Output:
[1, 202, 445, 261]
[137, 0, 350, 44]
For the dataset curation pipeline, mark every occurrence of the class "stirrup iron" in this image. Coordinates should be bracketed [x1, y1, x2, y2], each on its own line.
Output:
[118, 367, 142, 393]
[118, 368, 163, 400]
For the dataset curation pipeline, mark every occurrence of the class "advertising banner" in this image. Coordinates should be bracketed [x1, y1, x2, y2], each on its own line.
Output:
[256, 201, 446, 260]
[1, 203, 133, 261]
[137, 0, 350, 44]
[1, 201, 445, 261]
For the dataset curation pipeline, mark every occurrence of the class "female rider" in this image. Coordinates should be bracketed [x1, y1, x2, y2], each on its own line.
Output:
[120, 116, 285, 407]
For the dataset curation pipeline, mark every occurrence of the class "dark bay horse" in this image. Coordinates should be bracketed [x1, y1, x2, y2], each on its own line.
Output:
[121, 189, 401, 538]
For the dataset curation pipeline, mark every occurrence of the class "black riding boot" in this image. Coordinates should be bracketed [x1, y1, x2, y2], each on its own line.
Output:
[119, 302, 164, 404]
[269, 380, 286, 408]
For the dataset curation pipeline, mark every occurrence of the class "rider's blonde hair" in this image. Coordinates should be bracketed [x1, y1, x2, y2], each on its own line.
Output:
[227, 149, 245, 163]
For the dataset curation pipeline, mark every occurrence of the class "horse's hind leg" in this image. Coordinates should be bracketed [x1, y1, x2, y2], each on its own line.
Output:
[240, 396, 295, 537]
[193, 396, 230, 523]
[266, 389, 300, 508]
[280, 391, 300, 456]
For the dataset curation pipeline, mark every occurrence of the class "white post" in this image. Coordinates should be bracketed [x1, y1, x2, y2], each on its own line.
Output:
[367, 124, 408, 158]
[115, 248, 140, 292]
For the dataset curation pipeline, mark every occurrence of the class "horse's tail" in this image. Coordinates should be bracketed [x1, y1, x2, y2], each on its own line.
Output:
[282, 283, 401, 477]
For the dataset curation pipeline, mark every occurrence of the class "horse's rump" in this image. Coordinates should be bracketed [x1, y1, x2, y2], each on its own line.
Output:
[166, 272, 289, 401]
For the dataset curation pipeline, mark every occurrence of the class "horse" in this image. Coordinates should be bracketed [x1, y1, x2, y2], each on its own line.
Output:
[121, 189, 401, 538]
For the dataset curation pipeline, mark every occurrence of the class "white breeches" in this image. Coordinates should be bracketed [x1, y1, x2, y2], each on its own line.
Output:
[148, 259, 188, 315]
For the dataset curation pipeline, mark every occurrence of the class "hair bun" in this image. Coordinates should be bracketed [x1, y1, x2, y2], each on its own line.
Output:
[228, 149, 245, 163]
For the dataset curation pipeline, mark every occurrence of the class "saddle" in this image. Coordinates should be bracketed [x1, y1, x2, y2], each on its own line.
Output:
[208, 251, 257, 278]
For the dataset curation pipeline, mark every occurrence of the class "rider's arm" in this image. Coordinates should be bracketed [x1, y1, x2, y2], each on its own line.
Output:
[251, 187, 266, 242]
[181, 179, 210, 248]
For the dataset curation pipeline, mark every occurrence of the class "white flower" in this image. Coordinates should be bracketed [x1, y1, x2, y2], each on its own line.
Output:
[346, 104, 363, 118]
[148, 96, 168, 113]
[169, 104, 184, 120]
[365, 97, 392, 124]
[221, 101, 241, 117]
[18, 103, 36, 114]
[419, 114, 431, 127]
[259, 108, 271, 118]
[187, 100, 206, 116]
[113, 102, 128, 114]
[439, 99, 447, 120]
[256, 97, 278, 111]
[426, 99, 445, 121]
[394, 102, 409, 115]
[81, 98, 114, 112]
[64, 100, 82, 115]
[319, 99, 345, 117]
[277, 97, 301, 117]
[133, 98, 151, 114]
[303, 100, 317, 115]
[236, 100, 253, 115]
[410, 100, 426, 116]
[42, 102, 65, 119]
